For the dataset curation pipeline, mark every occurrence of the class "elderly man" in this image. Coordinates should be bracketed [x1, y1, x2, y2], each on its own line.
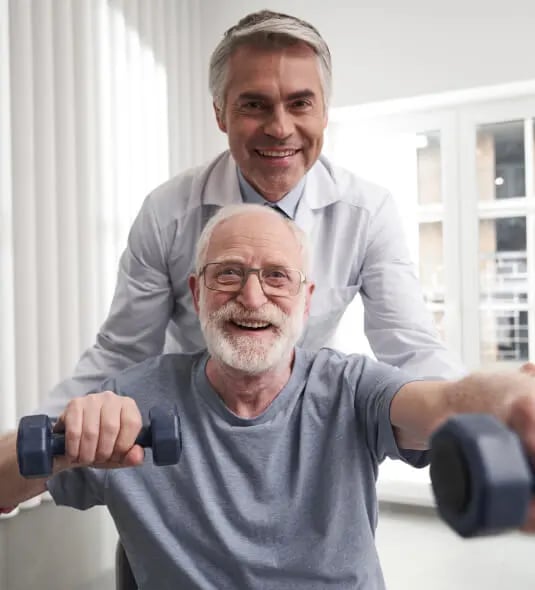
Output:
[40, 9, 461, 420]
[1, 205, 534, 589]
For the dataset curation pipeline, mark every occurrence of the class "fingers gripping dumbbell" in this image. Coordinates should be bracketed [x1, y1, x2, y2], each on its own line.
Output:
[17, 405, 182, 478]
[429, 414, 535, 538]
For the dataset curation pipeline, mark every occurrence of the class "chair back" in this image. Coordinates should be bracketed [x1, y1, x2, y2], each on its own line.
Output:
[115, 542, 138, 590]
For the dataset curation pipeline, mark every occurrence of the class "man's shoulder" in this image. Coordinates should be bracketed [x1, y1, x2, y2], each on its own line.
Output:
[298, 346, 369, 386]
[310, 155, 393, 214]
[302, 346, 406, 391]
[142, 151, 235, 216]
[109, 351, 205, 389]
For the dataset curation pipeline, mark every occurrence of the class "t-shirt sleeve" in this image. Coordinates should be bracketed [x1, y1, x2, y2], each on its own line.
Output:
[47, 467, 108, 510]
[350, 355, 428, 468]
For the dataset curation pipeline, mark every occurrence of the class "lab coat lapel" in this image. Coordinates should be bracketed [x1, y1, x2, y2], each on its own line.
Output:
[295, 155, 340, 233]
[201, 152, 243, 206]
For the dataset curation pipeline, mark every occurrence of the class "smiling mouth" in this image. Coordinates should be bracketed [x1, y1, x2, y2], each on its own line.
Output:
[255, 149, 300, 158]
[231, 319, 273, 331]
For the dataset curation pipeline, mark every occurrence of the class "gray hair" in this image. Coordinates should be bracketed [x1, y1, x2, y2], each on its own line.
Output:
[195, 204, 310, 276]
[209, 10, 332, 111]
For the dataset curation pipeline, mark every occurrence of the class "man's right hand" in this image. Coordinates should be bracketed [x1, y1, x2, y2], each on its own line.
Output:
[54, 392, 145, 472]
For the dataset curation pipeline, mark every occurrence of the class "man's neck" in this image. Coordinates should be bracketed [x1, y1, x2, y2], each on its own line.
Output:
[205, 356, 294, 418]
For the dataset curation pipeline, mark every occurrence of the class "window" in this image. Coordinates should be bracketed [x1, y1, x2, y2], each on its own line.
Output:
[325, 89, 535, 503]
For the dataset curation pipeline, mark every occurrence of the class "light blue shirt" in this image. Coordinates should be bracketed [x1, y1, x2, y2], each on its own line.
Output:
[237, 167, 304, 219]
[38, 150, 463, 417]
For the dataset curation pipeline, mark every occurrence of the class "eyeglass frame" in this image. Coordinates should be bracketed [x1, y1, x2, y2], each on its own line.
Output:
[199, 261, 307, 297]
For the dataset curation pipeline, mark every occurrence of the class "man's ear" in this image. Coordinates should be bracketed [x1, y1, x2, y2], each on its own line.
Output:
[213, 102, 227, 133]
[189, 275, 201, 314]
[303, 282, 315, 318]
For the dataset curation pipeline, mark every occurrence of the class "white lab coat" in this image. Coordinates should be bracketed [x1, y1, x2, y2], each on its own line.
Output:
[39, 151, 462, 415]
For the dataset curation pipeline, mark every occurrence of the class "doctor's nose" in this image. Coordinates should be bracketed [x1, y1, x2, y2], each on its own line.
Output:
[263, 106, 295, 139]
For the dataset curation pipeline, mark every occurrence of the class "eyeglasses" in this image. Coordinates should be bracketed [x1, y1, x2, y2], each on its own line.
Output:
[200, 262, 306, 297]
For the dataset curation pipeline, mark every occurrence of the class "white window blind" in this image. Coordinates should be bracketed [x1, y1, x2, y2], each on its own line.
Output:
[1, 0, 203, 516]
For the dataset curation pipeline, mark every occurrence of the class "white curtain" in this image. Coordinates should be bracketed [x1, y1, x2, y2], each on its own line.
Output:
[1, 0, 203, 450]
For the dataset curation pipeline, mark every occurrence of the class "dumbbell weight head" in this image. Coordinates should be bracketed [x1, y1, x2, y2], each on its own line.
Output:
[140, 406, 182, 466]
[430, 414, 533, 537]
[17, 415, 65, 479]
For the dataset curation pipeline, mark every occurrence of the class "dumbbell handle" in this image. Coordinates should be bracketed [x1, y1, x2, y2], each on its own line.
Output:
[48, 425, 153, 458]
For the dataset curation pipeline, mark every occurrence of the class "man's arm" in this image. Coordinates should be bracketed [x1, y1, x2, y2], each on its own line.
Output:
[360, 193, 464, 379]
[390, 371, 535, 451]
[0, 392, 144, 508]
[38, 195, 174, 417]
[0, 433, 49, 508]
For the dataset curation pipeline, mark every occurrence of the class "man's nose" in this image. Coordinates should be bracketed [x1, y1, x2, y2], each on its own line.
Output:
[264, 105, 294, 139]
[236, 273, 268, 309]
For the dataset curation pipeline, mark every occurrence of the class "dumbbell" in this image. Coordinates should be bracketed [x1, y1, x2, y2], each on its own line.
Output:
[17, 405, 182, 478]
[429, 414, 535, 538]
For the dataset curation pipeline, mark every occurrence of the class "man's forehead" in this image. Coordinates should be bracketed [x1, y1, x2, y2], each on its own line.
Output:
[227, 43, 321, 83]
[207, 214, 300, 259]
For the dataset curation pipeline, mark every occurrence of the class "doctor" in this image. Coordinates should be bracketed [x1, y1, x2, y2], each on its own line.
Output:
[41, 9, 462, 416]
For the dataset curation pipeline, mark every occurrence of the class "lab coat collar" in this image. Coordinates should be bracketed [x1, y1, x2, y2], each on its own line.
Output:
[201, 151, 341, 210]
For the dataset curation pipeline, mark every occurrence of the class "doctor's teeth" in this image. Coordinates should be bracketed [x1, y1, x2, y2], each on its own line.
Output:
[258, 150, 295, 157]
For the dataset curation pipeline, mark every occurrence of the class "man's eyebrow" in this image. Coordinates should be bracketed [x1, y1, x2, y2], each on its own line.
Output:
[286, 89, 317, 101]
[212, 257, 245, 264]
[212, 258, 293, 267]
[236, 89, 317, 102]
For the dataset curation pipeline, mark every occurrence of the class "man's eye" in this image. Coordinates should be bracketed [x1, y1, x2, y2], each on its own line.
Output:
[291, 99, 311, 109]
[218, 266, 242, 277]
[264, 268, 289, 281]
[240, 101, 265, 111]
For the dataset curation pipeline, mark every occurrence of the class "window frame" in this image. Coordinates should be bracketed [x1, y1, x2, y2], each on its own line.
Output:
[327, 85, 535, 505]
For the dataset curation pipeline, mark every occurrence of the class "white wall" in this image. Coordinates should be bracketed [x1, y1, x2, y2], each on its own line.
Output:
[199, 0, 535, 160]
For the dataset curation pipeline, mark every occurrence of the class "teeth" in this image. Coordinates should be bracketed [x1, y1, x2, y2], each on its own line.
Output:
[234, 320, 270, 329]
[258, 150, 296, 157]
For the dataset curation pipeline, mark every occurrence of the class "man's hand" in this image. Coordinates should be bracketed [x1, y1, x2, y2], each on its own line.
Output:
[54, 392, 145, 472]
[507, 395, 535, 532]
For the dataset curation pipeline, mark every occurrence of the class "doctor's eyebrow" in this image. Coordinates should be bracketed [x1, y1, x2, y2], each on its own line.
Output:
[236, 89, 317, 103]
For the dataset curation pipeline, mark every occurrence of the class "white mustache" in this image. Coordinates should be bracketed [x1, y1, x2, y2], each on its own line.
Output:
[208, 301, 287, 329]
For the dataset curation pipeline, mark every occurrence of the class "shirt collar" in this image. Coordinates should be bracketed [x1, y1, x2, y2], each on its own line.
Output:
[237, 168, 305, 220]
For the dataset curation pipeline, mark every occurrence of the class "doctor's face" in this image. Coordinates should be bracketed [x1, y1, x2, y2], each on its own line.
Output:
[214, 42, 328, 203]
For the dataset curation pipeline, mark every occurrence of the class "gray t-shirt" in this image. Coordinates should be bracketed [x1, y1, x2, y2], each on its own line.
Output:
[48, 347, 426, 589]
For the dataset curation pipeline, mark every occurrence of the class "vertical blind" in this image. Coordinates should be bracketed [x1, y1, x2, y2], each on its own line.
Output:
[0, 0, 204, 439]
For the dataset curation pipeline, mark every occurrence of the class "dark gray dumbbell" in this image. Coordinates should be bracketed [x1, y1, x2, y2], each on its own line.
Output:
[17, 405, 182, 478]
[429, 414, 535, 537]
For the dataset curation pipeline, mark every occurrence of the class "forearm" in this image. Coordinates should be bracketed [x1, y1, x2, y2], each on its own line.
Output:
[444, 371, 532, 421]
[392, 370, 535, 450]
[0, 432, 49, 508]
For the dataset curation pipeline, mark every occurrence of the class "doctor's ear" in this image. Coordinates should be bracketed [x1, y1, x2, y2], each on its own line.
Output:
[213, 102, 227, 133]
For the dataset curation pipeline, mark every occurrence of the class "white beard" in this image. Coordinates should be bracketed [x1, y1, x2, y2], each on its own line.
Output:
[199, 293, 306, 374]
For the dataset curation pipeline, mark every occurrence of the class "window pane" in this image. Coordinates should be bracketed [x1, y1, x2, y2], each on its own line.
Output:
[419, 222, 444, 304]
[479, 217, 527, 304]
[417, 132, 442, 204]
[477, 121, 526, 200]
[480, 309, 529, 363]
